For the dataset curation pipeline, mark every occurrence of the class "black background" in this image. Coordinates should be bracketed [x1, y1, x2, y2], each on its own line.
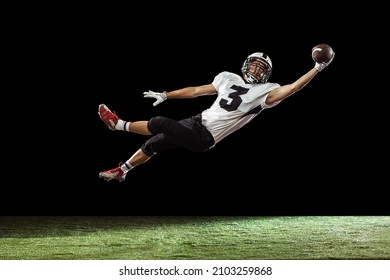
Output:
[4, 6, 388, 216]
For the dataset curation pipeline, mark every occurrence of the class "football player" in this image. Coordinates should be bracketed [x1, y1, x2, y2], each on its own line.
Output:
[98, 50, 334, 182]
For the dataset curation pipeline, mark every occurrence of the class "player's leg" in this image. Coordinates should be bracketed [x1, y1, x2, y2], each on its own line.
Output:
[99, 148, 151, 182]
[98, 133, 176, 182]
[98, 119, 203, 182]
[98, 105, 213, 149]
[98, 108, 214, 181]
[98, 104, 151, 135]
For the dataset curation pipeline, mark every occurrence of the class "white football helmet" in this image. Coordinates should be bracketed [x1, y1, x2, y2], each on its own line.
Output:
[241, 52, 273, 84]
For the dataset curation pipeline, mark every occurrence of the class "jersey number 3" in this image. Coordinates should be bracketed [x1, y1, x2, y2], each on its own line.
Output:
[219, 85, 249, 112]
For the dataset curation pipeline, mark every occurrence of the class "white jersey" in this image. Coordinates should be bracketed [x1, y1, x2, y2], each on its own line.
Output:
[201, 71, 281, 144]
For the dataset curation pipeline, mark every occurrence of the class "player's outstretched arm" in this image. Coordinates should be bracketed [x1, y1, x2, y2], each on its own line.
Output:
[265, 48, 335, 105]
[266, 68, 319, 105]
[143, 84, 216, 106]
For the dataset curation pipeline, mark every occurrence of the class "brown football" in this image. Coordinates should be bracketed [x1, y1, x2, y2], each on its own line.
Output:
[312, 44, 334, 63]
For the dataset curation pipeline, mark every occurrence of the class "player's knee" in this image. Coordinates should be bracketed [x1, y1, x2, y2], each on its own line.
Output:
[148, 116, 171, 134]
[141, 144, 156, 157]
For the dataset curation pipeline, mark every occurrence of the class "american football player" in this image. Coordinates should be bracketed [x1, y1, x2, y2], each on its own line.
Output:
[98, 50, 334, 182]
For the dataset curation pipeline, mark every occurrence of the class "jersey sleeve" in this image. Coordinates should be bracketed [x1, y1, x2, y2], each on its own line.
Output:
[260, 83, 281, 109]
[211, 72, 227, 93]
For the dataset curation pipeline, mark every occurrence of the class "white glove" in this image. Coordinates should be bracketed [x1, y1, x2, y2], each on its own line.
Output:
[315, 52, 335, 72]
[143, 90, 167, 106]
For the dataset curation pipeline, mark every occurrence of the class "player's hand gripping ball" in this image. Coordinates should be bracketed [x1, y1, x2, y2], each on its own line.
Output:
[312, 44, 334, 63]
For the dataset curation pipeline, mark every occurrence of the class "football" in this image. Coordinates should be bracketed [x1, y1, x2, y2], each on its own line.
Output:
[312, 44, 334, 63]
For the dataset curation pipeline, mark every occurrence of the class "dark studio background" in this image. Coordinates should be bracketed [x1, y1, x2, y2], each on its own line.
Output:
[4, 6, 388, 216]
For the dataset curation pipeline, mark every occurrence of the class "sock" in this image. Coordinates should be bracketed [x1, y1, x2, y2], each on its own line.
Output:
[115, 120, 131, 131]
[120, 161, 133, 173]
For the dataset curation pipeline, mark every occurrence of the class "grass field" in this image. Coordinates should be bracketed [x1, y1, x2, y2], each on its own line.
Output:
[0, 216, 389, 260]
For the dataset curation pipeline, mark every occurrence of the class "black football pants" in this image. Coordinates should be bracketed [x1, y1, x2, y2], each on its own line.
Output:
[141, 113, 215, 157]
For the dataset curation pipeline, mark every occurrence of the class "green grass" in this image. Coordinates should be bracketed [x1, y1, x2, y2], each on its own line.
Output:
[0, 216, 389, 260]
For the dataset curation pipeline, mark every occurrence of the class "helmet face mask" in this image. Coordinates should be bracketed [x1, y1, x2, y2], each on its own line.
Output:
[241, 52, 273, 84]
